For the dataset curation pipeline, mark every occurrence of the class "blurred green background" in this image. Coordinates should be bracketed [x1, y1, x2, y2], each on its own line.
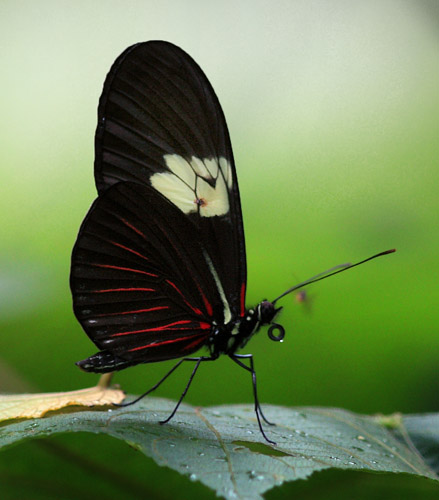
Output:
[1, 0, 438, 498]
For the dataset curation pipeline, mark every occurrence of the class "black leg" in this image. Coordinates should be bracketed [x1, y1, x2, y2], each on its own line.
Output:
[231, 354, 275, 426]
[115, 356, 216, 426]
[115, 357, 188, 407]
[160, 356, 214, 424]
[230, 354, 276, 445]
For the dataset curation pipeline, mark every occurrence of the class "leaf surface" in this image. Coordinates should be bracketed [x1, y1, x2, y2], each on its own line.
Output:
[0, 398, 437, 499]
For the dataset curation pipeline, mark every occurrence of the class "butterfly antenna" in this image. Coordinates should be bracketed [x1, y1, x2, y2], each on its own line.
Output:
[272, 249, 396, 305]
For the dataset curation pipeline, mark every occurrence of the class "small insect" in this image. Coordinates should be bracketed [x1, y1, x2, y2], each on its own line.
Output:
[70, 41, 394, 444]
[295, 290, 314, 316]
[295, 290, 308, 304]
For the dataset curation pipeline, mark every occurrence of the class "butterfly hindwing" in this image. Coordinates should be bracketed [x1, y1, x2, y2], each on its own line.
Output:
[71, 182, 232, 363]
[93, 41, 246, 318]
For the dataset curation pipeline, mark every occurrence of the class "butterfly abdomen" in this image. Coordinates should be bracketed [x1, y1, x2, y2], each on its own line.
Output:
[76, 350, 137, 373]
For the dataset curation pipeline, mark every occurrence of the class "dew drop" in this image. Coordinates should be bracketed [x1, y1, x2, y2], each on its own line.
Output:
[198, 452, 205, 457]
[189, 474, 197, 481]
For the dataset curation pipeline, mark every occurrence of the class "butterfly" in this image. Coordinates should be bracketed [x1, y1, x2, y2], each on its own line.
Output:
[70, 41, 394, 444]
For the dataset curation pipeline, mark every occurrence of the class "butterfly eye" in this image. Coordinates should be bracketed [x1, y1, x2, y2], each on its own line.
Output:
[267, 323, 285, 342]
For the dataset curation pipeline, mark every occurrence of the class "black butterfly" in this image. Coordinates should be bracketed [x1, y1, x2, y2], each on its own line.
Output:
[70, 41, 394, 444]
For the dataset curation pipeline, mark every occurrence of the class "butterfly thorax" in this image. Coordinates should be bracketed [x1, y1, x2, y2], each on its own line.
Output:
[208, 300, 278, 357]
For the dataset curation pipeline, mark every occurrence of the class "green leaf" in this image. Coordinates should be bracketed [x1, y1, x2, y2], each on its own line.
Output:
[1, 398, 437, 499]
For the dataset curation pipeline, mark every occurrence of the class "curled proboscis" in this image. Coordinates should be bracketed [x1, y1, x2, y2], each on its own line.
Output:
[267, 323, 285, 342]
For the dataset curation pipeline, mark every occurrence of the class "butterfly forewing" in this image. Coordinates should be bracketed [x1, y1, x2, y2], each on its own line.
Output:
[93, 41, 246, 319]
[71, 182, 231, 363]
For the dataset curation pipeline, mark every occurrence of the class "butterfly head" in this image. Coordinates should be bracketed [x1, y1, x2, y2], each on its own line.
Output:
[257, 300, 285, 342]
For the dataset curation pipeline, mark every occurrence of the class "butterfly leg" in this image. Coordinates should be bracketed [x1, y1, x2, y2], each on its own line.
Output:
[231, 354, 275, 426]
[115, 358, 189, 408]
[230, 354, 276, 445]
[160, 356, 216, 425]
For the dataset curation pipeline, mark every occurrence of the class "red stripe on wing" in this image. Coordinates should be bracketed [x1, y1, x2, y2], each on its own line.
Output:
[240, 282, 246, 317]
[183, 335, 207, 351]
[151, 218, 215, 319]
[95, 305, 169, 317]
[91, 263, 158, 277]
[166, 279, 203, 317]
[91, 287, 155, 293]
[128, 332, 208, 352]
[108, 240, 149, 261]
[111, 320, 211, 337]
[195, 281, 213, 317]
[118, 216, 147, 238]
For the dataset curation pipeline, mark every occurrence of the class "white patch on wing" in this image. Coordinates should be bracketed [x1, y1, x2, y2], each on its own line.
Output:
[150, 171, 195, 214]
[150, 154, 233, 217]
[197, 175, 228, 217]
[163, 155, 196, 185]
[219, 157, 233, 189]
[203, 158, 219, 179]
[190, 156, 211, 178]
